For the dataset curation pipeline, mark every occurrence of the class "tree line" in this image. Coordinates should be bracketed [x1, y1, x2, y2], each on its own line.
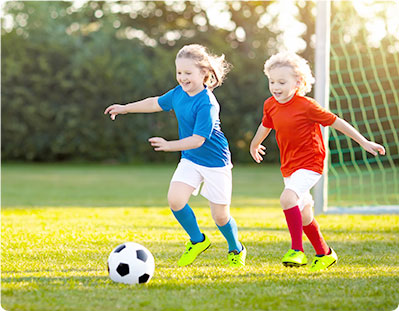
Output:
[2, 1, 284, 163]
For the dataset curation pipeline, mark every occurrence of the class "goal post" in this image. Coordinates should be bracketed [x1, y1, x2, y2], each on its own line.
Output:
[314, 0, 331, 215]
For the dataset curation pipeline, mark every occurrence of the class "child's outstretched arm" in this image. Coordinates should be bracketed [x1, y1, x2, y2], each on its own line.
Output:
[148, 135, 205, 152]
[331, 117, 386, 156]
[104, 97, 162, 120]
[250, 123, 272, 163]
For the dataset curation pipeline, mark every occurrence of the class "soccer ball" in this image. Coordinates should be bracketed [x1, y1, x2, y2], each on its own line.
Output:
[107, 242, 155, 284]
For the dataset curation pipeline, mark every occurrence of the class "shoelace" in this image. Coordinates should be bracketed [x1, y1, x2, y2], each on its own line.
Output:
[229, 253, 239, 263]
[184, 246, 193, 255]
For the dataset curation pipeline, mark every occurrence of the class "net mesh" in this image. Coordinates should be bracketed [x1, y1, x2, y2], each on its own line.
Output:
[328, 2, 399, 207]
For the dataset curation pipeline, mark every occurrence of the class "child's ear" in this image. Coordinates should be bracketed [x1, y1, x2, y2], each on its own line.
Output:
[296, 77, 302, 87]
[201, 68, 208, 76]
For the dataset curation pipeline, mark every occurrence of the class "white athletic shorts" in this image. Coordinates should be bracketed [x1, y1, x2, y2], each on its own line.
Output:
[171, 158, 233, 205]
[283, 169, 322, 211]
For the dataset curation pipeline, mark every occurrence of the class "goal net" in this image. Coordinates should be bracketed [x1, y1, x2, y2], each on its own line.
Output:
[317, 1, 399, 213]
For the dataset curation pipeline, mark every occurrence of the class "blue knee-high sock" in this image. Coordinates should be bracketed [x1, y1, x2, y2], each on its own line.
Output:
[172, 204, 204, 243]
[217, 217, 242, 252]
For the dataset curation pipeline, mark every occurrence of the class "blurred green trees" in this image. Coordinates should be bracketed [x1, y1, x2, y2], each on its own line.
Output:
[2, 1, 281, 163]
[3, 1, 398, 164]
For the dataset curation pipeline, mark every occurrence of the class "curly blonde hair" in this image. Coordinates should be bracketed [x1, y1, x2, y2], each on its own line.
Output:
[263, 52, 315, 96]
[176, 44, 231, 90]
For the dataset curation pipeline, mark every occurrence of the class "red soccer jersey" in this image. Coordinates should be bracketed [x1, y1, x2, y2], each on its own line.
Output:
[262, 94, 337, 177]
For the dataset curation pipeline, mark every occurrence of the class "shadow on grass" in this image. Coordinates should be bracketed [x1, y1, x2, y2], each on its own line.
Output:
[2, 270, 398, 311]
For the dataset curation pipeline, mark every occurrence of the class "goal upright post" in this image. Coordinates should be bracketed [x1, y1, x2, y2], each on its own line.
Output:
[313, 0, 331, 215]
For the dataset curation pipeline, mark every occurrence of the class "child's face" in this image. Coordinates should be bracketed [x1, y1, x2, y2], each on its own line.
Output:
[268, 66, 300, 103]
[175, 57, 207, 96]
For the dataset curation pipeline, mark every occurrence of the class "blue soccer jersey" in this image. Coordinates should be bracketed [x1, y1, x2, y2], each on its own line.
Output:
[158, 85, 231, 167]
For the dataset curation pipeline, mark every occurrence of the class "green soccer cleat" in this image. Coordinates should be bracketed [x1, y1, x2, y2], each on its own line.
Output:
[309, 248, 338, 272]
[282, 249, 307, 267]
[178, 234, 211, 267]
[228, 243, 247, 267]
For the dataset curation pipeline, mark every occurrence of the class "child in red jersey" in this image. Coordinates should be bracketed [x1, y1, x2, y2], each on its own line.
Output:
[249, 52, 385, 271]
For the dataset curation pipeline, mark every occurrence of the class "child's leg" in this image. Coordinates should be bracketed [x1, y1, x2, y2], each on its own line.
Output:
[280, 189, 303, 252]
[210, 202, 242, 252]
[302, 204, 337, 271]
[169, 181, 204, 243]
[302, 204, 330, 255]
[300, 194, 314, 226]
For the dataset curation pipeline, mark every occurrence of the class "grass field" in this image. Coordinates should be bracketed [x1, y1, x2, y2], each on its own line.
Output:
[2, 163, 399, 311]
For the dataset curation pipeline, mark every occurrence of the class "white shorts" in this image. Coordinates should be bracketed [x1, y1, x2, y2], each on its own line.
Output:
[283, 169, 322, 211]
[171, 159, 233, 205]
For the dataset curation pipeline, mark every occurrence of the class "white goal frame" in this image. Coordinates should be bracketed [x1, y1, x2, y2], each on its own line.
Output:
[313, 0, 330, 215]
[313, 0, 399, 215]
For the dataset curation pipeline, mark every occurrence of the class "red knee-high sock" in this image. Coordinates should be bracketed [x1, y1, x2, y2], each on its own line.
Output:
[303, 218, 330, 256]
[283, 206, 303, 252]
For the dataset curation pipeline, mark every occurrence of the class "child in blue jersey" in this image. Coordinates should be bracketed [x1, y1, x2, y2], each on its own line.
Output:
[104, 44, 246, 267]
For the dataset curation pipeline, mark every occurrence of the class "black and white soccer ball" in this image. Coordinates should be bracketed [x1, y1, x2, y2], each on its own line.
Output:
[107, 242, 155, 284]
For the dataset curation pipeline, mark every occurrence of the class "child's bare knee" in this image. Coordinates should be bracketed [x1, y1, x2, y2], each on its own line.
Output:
[213, 213, 229, 226]
[280, 190, 299, 210]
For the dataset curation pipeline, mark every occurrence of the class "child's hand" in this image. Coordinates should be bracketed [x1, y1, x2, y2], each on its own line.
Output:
[250, 144, 266, 163]
[149, 137, 170, 152]
[362, 141, 386, 156]
[104, 104, 126, 120]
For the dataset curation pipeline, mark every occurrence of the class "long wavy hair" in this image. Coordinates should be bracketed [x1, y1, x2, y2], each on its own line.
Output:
[176, 44, 231, 90]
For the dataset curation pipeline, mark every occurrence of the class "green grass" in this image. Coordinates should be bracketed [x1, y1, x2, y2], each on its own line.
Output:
[2, 163, 399, 311]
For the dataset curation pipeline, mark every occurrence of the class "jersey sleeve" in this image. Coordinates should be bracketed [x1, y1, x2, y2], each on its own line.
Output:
[262, 99, 274, 128]
[157, 87, 176, 111]
[193, 104, 215, 139]
[307, 98, 337, 126]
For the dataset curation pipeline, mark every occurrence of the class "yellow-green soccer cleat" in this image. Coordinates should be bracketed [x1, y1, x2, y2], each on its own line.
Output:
[228, 243, 247, 267]
[178, 234, 211, 267]
[309, 248, 338, 272]
[281, 249, 308, 267]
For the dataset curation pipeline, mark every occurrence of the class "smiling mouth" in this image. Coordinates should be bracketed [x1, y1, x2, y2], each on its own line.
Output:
[181, 81, 191, 87]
